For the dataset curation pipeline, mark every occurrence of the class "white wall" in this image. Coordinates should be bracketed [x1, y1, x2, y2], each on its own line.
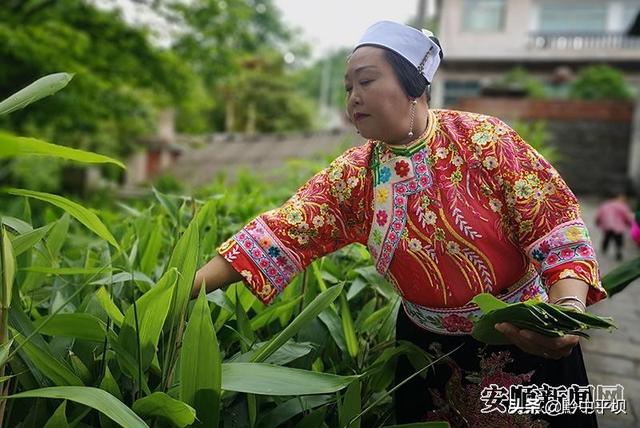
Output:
[438, 0, 639, 60]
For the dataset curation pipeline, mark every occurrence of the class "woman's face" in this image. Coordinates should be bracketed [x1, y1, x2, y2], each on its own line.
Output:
[344, 46, 412, 143]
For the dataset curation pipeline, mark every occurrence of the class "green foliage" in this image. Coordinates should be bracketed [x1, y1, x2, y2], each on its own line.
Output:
[569, 65, 635, 101]
[0, 0, 319, 168]
[0, 72, 443, 428]
[0, 2, 203, 157]
[220, 53, 316, 132]
[472, 293, 615, 345]
[602, 256, 640, 296]
[512, 120, 559, 163]
[295, 48, 352, 112]
[494, 67, 547, 99]
[179, 285, 221, 427]
[9, 387, 149, 427]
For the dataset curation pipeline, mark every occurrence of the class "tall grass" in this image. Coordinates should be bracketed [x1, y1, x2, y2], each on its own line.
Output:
[0, 75, 443, 427]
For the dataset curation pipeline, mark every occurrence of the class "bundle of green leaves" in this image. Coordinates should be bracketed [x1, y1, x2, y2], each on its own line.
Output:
[471, 293, 615, 345]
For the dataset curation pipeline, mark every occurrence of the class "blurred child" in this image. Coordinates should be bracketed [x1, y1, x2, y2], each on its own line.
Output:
[595, 192, 634, 260]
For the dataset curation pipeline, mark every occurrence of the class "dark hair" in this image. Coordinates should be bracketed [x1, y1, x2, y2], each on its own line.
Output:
[381, 37, 444, 101]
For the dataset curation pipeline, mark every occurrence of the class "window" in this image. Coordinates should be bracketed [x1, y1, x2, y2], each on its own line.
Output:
[444, 80, 482, 107]
[537, 3, 607, 33]
[461, 0, 507, 32]
[622, 2, 640, 33]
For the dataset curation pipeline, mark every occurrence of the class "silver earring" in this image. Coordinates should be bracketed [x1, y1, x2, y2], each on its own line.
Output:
[408, 99, 417, 138]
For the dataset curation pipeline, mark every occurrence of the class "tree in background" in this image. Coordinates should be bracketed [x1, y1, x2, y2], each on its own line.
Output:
[0, 0, 203, 157]
[220, 53, 315, 133]
[487, 67, 548, 99]
[1, 0, 315, 140]
[0, 0, 317, 191]
[151, 0, 313, 132]
[569, 65, 635, 101]
[294, 48, 352, 127]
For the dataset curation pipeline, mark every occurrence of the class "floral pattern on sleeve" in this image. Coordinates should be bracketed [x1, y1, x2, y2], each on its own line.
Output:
[471, 117, 606, 305]
[217, 144, 374, 304]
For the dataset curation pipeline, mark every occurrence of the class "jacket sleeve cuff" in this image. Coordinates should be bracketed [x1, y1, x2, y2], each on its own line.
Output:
[217, 217, 303, 305]
[527, 219, 607, 305]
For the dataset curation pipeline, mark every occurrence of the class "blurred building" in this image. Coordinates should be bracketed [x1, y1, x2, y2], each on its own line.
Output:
[432, 0, 640, 107]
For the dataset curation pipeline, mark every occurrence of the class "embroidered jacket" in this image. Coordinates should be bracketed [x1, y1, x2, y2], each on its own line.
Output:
[218, 109, 607, 311]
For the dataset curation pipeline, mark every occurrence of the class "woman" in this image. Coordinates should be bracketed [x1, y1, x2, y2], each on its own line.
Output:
[192, 21, 607, 427]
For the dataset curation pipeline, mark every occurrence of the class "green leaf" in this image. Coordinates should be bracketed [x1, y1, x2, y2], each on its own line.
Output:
[180, 285, 221, 428]
[107, 330, 151, 395]
[95, 287, 124, 327]
[340, 292, 359, 358]
[10, 223, 54, 257]
[69, 352, 92, 384]
[471, 293, 616, 345]
[132, 392, 196, 428]
[152, 188, 179, 225]
[206, 289, 235, 313]
[293, 407, 327, 428]
[11, 331, 83, 386]
[347, 277, 367, 301]
[99, 365, 123, 401]
[0, 73, 73, 116]
[249, 295, 302, 331]
[222, 363, 357, 395]
[118, 268, 177, 372]
[339, 380, 361, 428]
[233, 341, 314, 365]
[1, 216, 33, 234]
[471, 293, 509, 313]
[140, 217, 163, 276]
[602, 256, 640, 296]
[43, 400, 69, 428]
[99, 364, 123, 428]
[21, 266, 109, 276]
[360, 305, 391, 334]
[7, 386, 149, 428]
[91, 271, 153, 285]
[251, 284, 343, 363]
[34, 313, 107, 342]
[256, 395, 332, 428]
[311, 261, 328, 293]
[0, 133, 124, 168]
[0, 374, 18, 385]
[166, 212, 200, 328]
[318, 308, 347, 353]
[1, 226, 16, 307]
[0, 339, 13, 367]
[5, 189, 119, 250]
[45, 214, 70, 261]
[235, 286, 255, 350]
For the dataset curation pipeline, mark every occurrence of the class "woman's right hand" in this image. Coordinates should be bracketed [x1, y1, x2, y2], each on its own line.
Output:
[191, 254, 243, 299]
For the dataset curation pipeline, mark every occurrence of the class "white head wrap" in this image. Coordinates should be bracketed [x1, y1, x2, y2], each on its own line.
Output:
[354, 20, 442, 83]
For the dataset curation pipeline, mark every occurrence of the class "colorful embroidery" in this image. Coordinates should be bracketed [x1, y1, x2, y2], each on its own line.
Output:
[218, 109, 605, 312]
[424, 350, 547, 427]
[233, 217, 301, 293]
[402, 268, 546, 335]
[368, 143, 434, 275]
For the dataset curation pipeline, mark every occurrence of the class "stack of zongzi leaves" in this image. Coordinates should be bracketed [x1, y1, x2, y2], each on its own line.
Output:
[471, 293, 616, 345]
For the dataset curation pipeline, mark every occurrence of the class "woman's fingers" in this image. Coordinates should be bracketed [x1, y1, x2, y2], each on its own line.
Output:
[495, 323, 540, 355]
[495, 323, 578, 359]
[519, 328, 579, 354]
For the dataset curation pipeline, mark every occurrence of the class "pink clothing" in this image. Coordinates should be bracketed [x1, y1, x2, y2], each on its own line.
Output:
[595, 199, 634, 233]
[631, 221, 640, 245]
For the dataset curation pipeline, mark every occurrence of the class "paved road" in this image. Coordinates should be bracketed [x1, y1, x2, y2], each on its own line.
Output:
[579, 197, 640, 428]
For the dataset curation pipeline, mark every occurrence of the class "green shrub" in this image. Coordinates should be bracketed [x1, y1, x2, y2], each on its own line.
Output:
[569, 65, 634, 101]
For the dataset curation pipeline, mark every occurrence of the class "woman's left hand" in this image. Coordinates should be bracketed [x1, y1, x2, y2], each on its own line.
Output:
[495, 322, 579, 359]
